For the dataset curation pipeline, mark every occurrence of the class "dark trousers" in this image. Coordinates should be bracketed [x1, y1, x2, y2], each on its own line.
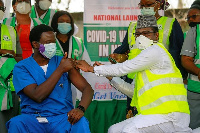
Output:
[0, 92, 20, 133]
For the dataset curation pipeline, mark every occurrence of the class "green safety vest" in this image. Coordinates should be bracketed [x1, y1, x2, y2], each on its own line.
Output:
[127, 16, 175, 79]
[30, 6, 56, 26]
[2, 17, 42, 92]
[187, 24, 200, 93]
[56, 36, 84, 60]
[0, 56, 17, 111]
[3, 17, 42, 27]
[130, 43, 189, 115]
[1, 24, 17, 92]
[1, 24, 17, 53]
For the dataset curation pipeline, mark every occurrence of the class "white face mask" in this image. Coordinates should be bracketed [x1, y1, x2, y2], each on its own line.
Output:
[39, 0, 52, 10]
[16, 2, 31, 14]
[141, 7, 155, 16]
[136, 35, 154, 50]
[39, 43, 56, 59]
[0, 10, 5, 20]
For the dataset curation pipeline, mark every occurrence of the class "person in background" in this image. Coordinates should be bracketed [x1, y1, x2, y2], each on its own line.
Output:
[76, 15, 191, 133]
[181, 0, 200, 130]
[51, 11, 91, 62]
[6, 24, 94, 133]
[31, 0, 56, 26]
[51, 11, 91, 106]
[0, 0, 22, 132]
[3, 0, 42, 59]
[184, 0, 200, 38]
[109, 0, 187, 118]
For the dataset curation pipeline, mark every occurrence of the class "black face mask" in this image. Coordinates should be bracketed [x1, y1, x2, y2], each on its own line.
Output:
[189, 22, 200, 27]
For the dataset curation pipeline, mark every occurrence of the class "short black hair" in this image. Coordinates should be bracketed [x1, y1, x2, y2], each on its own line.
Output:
[51, 10, 74, 37]
[29, 24, 54, 47]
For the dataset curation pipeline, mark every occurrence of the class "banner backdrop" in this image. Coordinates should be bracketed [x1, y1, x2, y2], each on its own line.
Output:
[82, 0, 141, 101]
[82, 0, 163, 132]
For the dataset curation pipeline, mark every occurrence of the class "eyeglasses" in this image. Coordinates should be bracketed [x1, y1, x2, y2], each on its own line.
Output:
[134, 31, 155, 37]
[0, 6, 6, 12]
[186, 14, 200, 21]
[138, 2, 156, 8]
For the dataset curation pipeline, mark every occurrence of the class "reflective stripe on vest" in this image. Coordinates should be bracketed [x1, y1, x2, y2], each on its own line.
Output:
[31, 6, 56, 25]
[0, 56, 16, 108]
[138, 77, 183, 97]
[130, 43, 189, 115]
[128, 22, 137, 50]
[3, 17, 16, 27]
[187, 24, 200, 93]
[157, 16, 175, 49]
[55, 36, 84, 60]
[1, 24, 16, 52]
[3, 17, 42, 27]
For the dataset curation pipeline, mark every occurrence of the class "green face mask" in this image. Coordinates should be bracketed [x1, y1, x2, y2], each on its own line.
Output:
[141, 7, 155, 16]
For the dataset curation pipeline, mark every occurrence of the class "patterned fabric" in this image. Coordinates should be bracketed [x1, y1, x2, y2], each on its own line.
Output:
[136, 15, 157, 29]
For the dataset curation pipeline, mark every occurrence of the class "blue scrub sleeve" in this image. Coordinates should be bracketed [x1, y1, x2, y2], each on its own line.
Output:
[13, 64, 36, 94]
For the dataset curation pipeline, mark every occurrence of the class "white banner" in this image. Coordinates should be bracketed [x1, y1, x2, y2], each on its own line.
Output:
[82, 0, 139, 100]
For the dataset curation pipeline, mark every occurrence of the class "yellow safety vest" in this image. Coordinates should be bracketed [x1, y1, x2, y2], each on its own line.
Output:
[130, 43, 190, 115]
[127, 16, 175, 79]
[1, 24, 16, 52]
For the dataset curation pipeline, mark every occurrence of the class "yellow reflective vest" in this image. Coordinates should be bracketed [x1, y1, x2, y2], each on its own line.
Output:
[130, 43, 190, 115]
[1, 24, 16, 52]
[128, 16, 175, 79]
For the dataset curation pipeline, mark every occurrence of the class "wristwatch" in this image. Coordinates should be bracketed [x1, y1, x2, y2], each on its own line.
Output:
[77, 105, 85, 113]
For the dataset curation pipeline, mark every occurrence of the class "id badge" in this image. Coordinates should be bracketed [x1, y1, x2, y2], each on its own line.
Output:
[36, 117, 48, 123]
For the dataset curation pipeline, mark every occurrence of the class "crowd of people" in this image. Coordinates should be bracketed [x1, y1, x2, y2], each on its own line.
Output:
[1, 0, 200, 133]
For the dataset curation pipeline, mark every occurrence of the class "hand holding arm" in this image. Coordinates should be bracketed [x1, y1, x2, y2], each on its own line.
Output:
[22, 53, 75, 103]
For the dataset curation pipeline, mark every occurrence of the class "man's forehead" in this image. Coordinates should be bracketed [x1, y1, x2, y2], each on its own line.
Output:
[41, 31, 55, 38]
[136, 27, 153, 32]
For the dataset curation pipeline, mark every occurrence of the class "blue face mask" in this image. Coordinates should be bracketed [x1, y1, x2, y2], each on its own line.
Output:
[39, 43, 56, 59]
[57, 23, 72, 34]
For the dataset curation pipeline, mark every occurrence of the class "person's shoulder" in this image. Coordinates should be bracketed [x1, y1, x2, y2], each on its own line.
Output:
[16, 57, 31, 66]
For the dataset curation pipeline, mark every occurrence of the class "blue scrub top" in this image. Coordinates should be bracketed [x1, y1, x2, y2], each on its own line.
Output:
[13, 55, 74, 116]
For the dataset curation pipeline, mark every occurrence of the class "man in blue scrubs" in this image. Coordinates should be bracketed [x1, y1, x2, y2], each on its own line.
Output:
[6, 24, 94, 133]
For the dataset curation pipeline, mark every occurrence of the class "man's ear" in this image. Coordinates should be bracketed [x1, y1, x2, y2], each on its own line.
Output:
[32, 41, 39, 49]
